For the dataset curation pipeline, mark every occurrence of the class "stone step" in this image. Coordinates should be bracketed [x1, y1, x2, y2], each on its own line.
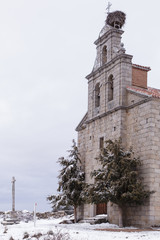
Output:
[1, 218, 20, 225]
[79, 215, 108, 225]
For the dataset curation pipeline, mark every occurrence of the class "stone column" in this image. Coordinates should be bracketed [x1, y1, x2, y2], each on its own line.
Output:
[12, 177, 16, 212]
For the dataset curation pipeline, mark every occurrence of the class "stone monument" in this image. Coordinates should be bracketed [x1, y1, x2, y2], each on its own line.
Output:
[2, 177, 19, 225]
[12, 176, 16, 212]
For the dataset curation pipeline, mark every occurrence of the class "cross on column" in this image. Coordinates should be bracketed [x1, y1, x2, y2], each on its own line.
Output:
[106, 2, 112, 14]
[12, 177, 16, 212]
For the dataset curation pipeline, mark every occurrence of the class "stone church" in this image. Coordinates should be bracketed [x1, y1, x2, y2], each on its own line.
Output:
[76, 10, 160, 227]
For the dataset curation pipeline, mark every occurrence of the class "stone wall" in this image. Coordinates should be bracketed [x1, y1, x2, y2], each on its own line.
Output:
[108, 96, 160, 227]
[125, 97, 160, 227]
[78, 110, 123, 219]
[78, 90, 160, 227]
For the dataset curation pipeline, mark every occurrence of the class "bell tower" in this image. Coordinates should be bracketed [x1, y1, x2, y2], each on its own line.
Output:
[86, 11, 133, 121]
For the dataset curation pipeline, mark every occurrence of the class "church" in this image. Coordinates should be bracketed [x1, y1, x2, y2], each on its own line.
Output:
[76, 9, 160, 227]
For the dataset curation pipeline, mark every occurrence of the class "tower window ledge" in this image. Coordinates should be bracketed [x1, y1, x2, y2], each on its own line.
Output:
[108, 101, 115, 110]
[94, 106, 100, 115]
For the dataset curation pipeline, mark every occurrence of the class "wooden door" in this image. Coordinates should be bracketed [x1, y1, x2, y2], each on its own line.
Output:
[96, 203, 107, 215]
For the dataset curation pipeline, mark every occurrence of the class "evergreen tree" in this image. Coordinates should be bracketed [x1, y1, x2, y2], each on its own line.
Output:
[88, 139, 153, 227]
[47, 140, 85, 223]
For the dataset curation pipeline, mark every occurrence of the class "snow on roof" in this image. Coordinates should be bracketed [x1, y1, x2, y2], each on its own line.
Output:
[127, 86, 160, 99]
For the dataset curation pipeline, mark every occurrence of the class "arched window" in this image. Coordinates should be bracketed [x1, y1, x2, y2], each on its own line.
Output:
[95, 83, 100, 108]
[102, 46, 107, 65]
[108, 75, 113, 101]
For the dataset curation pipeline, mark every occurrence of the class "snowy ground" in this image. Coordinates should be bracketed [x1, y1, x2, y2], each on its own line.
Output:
[0, 215, 160, 240]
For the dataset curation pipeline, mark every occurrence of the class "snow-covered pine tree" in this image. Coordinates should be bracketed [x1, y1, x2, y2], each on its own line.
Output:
[47, 140, 85, 223]
[88, 139, 153, 227]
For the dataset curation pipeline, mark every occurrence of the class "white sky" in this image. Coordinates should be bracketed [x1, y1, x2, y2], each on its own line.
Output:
[0, 0, 160, 212]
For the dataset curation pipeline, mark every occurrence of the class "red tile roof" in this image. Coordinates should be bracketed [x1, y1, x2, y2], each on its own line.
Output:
[127, 86, 160, 99]
[132, 64, 151, 71]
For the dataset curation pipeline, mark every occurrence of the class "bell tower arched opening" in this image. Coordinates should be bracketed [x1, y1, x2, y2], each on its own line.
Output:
[102, 46, 107, 65]
[95, 83, 100, 108]
[108, 75, 113, 101]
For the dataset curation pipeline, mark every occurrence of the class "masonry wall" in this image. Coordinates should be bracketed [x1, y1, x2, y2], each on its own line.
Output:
[124, 98, 160, 227]
[78, 93, 160, 227]
[87, 55, 132, 122]
[108, 98, 160, 227]
[78, 109, 124, 218]
[108, 100, 153, 226]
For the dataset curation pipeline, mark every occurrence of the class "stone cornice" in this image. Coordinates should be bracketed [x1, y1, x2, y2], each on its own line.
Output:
[126, 97, 152, 109]
[86, 106, 126, 124]
[86, 53, 133, 81]
[94, 28, 124, 46]
[76, 97, 152, 131]
[126, 88, 151, 99]
[75, 112, 88, 132]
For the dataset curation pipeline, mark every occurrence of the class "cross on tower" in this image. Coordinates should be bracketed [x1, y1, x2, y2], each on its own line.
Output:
[106, 2, 112, 14]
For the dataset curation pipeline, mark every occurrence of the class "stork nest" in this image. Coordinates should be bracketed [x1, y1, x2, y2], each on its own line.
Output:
[106, 11, 126, 28]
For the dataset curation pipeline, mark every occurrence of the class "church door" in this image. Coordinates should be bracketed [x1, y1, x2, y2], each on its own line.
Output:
[96, 203, 107, 215]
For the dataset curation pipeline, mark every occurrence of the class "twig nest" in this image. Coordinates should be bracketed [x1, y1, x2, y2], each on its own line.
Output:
[106, 11, 126, 28]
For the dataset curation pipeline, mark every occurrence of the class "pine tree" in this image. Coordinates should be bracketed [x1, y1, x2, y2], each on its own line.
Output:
[88, 139, 153, 227]
[47, 140, 85, 223]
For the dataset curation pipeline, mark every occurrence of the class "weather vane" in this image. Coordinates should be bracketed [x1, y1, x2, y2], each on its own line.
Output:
[106, 2, 112, 14]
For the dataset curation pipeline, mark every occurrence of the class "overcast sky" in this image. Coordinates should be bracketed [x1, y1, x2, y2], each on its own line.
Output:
[0, 0, 160, 212]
